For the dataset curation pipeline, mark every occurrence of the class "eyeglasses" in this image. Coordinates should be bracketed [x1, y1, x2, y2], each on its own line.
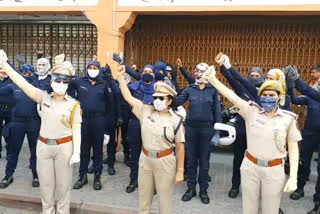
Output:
[153, 96, 166, 101]
[54, 78, 70, 84]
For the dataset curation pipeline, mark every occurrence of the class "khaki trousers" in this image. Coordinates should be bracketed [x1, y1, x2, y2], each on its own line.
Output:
[138, 153, 176, 214]
[240, 157, 286, 214]
[37, 141, 73, 214]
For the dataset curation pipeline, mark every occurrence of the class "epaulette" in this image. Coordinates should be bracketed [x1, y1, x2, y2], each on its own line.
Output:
[248, 101, 262, 110]
[282, 109, 298, 120]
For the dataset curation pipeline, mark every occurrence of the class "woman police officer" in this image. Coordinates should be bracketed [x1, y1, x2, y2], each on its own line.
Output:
[0, 51, 81, 214]
[117, 65, 185, 214]
[204, 62, 301, 214]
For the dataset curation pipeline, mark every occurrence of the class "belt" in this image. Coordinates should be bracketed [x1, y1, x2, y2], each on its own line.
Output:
[12, 116, 40, 123]
[83, 112, 106, 119]
[245, 151, 283, 167]
[142, 147, 173, 159]
[39, 136, 72, 145]
[185, 120, 213, 128]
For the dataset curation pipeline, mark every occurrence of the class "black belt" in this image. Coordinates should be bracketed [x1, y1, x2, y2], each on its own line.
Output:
[185, 120, 213, 128]
[12, 116, 40, 123]
[0, 104, 11, 110]
[83, 112, 106, 119]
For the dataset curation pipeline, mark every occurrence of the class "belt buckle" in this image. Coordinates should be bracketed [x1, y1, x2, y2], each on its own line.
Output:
[148, 151, 158, 158]
[257, 159, 269, 167]
[47, 139, 57, 145]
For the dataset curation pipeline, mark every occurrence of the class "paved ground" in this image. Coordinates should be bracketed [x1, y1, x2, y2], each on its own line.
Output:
[0, 140, 317, 214]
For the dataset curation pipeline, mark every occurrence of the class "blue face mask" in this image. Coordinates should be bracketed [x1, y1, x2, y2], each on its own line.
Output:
[260, 96, 278, 112]
[142, 73, 154, 83]
[248, 76, 263, 87]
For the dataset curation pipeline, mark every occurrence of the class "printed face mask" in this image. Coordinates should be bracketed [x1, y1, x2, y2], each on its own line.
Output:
[260, 96, 278, 112]
[36, 58, 50, 76]
[51, 81, 68, 95]
[153, 98, 167, 111]
[87, 69, 99, 78]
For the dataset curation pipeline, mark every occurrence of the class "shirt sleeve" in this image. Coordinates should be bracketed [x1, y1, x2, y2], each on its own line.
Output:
[33, 89, 47, 104]
[287, 117, 302, 142]
[237, 100, 252, 120]
[72, 102, 82, 124]
[175, 122, 185, 144]
[131, 99, 145, 121]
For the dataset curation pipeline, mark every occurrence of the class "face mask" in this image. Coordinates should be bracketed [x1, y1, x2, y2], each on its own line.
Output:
[36, 58, 50, 76]
[142, 73, 154, 83]
[260, 96, 278, 112]
[88, 69, 99, 78]
[51, 81, 68, 95]
[153, 98, 167, 111]
[155, 72, 164, 81]
[248, 76, 263, 87]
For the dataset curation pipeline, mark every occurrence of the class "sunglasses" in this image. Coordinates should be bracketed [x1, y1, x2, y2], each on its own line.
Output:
[153, 96, 166, 101]
[54, 78, 70, 84]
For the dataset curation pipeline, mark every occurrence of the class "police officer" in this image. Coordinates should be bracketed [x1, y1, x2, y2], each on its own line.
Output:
[126, 64, 155, 193]
[0, 51, 82, 214]
[174, 63, 222, 204]
[100, 65, 123, 174]
[0, 64, 41, 189]
[117, 65, 185, 214]
[205, 64, 301, 214]
[0, 69, 12, 158]
[72, 60, 114, 190]
[216, 53, 259, 198]
[285, 66, 320, 214]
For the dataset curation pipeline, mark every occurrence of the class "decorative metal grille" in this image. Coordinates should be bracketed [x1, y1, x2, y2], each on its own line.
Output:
[125, 15, 320, 127]
[0, 23, 97, 76]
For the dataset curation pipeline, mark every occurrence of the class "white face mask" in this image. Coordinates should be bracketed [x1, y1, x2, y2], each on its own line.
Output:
[88, 69, 99, 78]
[153, 98, 167, 111]
[36, 58, 50, 76]
[51, 81, 68, 95]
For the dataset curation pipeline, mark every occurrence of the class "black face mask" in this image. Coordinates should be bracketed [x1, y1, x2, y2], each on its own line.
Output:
[142, 73, 154, 83]
[155, 72, 164, 81]
[169, 69, 177, 80]
[248, 76, 263, 87]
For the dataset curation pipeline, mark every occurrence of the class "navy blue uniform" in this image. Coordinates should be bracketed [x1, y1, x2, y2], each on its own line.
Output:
[119, 92, 131, 158]
[0, 78, 13, 157]
[290, 80, 320, 202]
[127, 80, 154, 183]
[179, 66, 195, 85]
[0, 81, 40, 177]
[174, 84, 221, 192]
[32, 75, 51, 92]
[69, 77, 113, 176]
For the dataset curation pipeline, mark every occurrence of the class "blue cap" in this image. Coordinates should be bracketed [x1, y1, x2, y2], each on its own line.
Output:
[87, 60, 101, 70]
[143, 64, 154, 72]
[19, 64, 34, 73]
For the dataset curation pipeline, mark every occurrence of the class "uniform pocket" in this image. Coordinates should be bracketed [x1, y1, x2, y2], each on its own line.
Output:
[274, 128, 287, 153]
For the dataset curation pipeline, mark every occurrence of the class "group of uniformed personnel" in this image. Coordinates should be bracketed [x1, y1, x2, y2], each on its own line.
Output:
[0, 48, 319, 214]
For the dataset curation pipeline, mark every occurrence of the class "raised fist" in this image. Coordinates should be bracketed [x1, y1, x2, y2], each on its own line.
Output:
[215, 52, 224, 66]
[176, 58, 182, 68]
[117, 65, 126, 79]
[113, 53, 123, 64]
[285, 65, 299, 82]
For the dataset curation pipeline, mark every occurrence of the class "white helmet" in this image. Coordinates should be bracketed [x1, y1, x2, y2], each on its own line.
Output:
[36, 58, 51, 76]
[213, 122, 236, 147]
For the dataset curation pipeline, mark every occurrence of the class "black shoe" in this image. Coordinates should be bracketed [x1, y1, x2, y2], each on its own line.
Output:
[32, 174, 40, 188]
[0, 175, 13, 189]
[199, 191, 210, 204]
[290, 188, 304, 200]
[124, 154, 130, 166]
[93, 174, 102, 190]
[182, 189, 196, 201]
[279, 208, 284, 214]
[307, 202, 320, 214]
[73, 174, 88, 190]
[126, 180, 138, 193]
[228, 187, 239, 198]
[103, 158, 108, 164]
[107, 166, 116, 175]
[88, 164, 94, 174]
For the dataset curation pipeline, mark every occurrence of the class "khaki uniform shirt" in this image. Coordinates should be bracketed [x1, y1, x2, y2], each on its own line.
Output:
[132, 101, 185, 152]
[34, 90, 82, 139]
[238, 101, 302, 160]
